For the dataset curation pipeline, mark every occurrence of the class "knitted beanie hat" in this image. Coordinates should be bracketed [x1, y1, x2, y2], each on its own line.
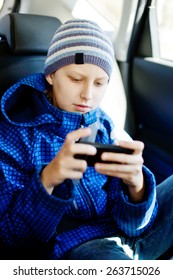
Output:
[44, 18, 114, 78]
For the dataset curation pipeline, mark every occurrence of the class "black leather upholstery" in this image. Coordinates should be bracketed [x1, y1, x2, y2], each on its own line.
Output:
[0, 13, 61, 96]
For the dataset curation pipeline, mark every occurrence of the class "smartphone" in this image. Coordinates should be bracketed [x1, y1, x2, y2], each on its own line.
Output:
[74, 140, 134, 166]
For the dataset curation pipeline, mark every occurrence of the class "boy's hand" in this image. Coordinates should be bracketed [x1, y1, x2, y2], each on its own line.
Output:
[40, 127, 96, 194]
[94, 140, 145, 202]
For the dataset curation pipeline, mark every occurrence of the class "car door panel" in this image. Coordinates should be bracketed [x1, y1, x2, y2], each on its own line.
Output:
[131, 57, 173, 183]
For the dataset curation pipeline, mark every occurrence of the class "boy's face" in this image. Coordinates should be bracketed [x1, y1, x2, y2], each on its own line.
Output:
[46, 64, 109, 113]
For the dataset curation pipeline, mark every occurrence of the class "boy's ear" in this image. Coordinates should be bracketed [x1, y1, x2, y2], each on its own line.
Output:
[46, 74, 53, 85]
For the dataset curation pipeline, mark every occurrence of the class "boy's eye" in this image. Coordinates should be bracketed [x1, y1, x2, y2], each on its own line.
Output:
[96, 82, 102, 86]
[95, 81, 107, 86]
[70, 77, 82, 82]
[74, 78, 81, 81]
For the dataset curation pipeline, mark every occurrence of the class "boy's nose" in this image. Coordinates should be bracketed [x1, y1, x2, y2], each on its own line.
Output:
[80, 84, 93, 100]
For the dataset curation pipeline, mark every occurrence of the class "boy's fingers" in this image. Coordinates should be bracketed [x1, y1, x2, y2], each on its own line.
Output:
[116, 140, 144, 154]
[66, 127, 92, 144]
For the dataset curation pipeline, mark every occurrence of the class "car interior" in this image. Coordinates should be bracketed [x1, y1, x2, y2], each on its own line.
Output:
[0, 13, 61, 96]
[0, 0, 173, 260]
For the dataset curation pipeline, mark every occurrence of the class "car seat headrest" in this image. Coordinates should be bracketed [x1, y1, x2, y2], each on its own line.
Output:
[0, 13, 61, 54]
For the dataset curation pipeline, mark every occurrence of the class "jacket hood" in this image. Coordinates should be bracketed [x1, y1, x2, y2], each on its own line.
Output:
[0, 73, 98, 128]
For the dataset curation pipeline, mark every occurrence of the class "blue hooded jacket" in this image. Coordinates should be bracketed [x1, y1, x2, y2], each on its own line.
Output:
[0, 73, 157, 259]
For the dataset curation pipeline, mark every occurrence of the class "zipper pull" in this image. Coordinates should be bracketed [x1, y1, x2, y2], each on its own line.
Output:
[71, 199, 78, 213]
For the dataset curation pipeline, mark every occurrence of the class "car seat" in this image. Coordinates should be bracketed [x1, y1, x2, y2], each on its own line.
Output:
[0, 12, 61, 97]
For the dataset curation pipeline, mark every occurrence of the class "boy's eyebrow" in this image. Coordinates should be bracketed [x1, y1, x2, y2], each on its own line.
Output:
[67, 71, 108, 80]
[67, 70, 84, 76]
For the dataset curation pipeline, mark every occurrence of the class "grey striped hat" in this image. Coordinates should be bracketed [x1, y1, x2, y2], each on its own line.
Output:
[44, 19, 114, 78]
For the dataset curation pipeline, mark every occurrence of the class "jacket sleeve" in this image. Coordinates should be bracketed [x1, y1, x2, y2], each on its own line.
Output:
[110, 165, 158, 237]
[0, 168, 75, 248]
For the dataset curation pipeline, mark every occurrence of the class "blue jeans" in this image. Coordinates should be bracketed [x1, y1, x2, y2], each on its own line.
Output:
[132, 174, 173, 259]
[64, 175, 173, 260]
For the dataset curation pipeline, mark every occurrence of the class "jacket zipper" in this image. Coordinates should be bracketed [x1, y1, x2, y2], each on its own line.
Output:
[71, 115, 97, 217]
[79, 183, 97, 218]
[71, 181, 97, 217]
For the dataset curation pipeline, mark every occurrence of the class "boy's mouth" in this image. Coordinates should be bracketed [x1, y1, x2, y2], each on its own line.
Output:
[74, 104, 91, 113]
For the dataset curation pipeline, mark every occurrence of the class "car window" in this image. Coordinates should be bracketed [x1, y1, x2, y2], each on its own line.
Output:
[0, 0, 4, 10]
[72, 0, 123, 32]
[156, 0, 173, 61]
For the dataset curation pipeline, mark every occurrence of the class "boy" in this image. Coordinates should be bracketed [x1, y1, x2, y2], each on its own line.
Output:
[0, 19, 172, 260]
